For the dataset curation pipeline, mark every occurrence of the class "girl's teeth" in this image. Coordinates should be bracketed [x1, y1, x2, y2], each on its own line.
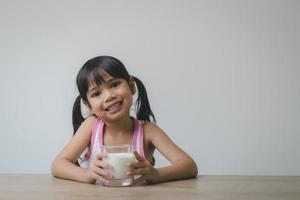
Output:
[108, 102, 121, 112]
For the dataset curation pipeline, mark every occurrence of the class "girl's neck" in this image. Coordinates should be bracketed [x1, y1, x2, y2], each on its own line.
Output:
[104, 116, 133, 136]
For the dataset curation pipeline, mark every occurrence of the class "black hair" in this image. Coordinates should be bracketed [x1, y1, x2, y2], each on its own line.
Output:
[72, 56, 156, 134]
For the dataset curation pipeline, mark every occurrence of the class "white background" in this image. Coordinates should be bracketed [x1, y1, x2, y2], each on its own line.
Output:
[0, 0, 299, 175]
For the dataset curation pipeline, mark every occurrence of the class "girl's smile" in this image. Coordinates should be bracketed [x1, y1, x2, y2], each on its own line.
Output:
[105, 100, 123, 114]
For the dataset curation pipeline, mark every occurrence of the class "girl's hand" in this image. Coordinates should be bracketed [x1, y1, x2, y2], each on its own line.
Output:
[84, 152, 112, 185]
[128, 151, 158, 185]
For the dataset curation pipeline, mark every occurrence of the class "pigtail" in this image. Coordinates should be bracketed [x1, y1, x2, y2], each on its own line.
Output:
[72, 95, 84, 135]
[133, 76, 156, 123]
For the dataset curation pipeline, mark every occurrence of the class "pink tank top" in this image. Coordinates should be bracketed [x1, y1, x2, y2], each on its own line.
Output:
[79, 118, 145, 168]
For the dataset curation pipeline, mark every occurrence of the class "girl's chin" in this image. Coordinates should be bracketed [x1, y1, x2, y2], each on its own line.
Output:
[102, 111, 131, 122]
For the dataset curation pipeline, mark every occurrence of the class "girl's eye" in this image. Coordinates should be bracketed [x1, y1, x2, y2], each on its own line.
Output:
[111, 81, 121, 88]
[91, 91, 101, 97]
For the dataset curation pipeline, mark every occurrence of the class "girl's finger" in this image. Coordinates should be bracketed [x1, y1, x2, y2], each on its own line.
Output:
[133, 175, 146, 185]
[136, 162, 146, 169]
[128, 161, 145, 169]
[95, 175, 110, 186]
[90, 171, 109, 185]
[133, 151, 145, 162]
[95, 152, 106, 160]
[91, 165, 112, 179]
[128, 167, 147, 176]
[95, 160, 112, 170]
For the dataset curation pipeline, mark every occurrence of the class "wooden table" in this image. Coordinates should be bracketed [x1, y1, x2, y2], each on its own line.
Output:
[0, 174, 299, 200]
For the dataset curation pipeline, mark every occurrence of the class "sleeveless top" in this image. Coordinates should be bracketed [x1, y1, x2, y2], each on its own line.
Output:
[79, 118, 145, 168]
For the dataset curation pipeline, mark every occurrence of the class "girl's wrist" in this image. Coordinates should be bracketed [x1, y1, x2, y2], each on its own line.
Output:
[147, 168, 160, 184]
[82, 168, 96, 184]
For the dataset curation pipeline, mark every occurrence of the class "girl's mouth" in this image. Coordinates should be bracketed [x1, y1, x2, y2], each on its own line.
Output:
[105, 101, 123, 113]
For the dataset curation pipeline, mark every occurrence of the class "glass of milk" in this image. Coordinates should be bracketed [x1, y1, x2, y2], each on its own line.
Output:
[102, 144, 137, 186]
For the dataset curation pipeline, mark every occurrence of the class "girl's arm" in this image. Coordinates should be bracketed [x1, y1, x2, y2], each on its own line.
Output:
[51, 116, 100, 183]
[131, 122, 198, 184]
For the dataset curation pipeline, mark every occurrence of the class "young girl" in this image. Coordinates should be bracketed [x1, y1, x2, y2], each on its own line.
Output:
[51, 56, 198, 185]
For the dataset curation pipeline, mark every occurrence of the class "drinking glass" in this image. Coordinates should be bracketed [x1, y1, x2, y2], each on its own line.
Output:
[102, 144, 137, 186]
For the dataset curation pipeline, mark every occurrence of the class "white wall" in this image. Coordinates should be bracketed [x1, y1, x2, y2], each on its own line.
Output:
[0, 0, 299, 175]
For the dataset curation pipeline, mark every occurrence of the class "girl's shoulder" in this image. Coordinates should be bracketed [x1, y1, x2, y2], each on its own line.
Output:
[75, 115, 98, 136]
[83, 114, 98, 126]
[143, 121, 157, 131]
[143, 121, 166, 140]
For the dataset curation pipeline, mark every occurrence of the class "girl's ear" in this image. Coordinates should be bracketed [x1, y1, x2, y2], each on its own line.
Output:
[129, 76, 136, 95]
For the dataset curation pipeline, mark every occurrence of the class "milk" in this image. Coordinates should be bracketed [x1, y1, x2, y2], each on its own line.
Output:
[101, 144, 137, 186]
[104, 152, 136, 179]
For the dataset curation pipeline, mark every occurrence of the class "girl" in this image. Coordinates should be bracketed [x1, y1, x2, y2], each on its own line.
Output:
[51, 56, 198, 185]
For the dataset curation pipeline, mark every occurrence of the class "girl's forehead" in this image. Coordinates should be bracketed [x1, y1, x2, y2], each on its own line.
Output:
[88, 69, 114, 89]
[99, 69, 113, 81]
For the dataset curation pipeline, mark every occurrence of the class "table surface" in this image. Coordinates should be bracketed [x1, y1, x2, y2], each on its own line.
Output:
[0, 174, 300, 200]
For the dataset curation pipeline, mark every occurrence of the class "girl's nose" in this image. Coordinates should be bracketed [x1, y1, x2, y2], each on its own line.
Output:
[104, 89, 115, 103]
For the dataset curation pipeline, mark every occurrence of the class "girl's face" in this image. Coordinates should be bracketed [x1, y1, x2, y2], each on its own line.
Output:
[85, 70, 135, 123]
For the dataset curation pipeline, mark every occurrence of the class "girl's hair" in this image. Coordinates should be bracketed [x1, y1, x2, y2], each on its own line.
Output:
[72, 56, 156, 134]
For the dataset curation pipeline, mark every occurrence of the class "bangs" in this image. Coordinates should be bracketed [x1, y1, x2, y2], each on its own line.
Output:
[88, 68, 105, 87]
[87, 67, 125, 89]
[77, 56, 130, 100]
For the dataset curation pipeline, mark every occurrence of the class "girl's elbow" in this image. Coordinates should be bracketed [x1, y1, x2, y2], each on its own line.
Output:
[184, 157, 198, 178]
[190, 159, 198, 177]
[50, 161, 56, 177]
[50, 158, 60, 177]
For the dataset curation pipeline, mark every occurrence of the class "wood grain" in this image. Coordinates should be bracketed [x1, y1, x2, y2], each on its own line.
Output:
[0, 174, 299, 200]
